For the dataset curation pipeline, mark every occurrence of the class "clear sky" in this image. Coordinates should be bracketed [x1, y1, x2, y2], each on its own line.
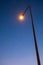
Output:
[0, 0, 43, 65]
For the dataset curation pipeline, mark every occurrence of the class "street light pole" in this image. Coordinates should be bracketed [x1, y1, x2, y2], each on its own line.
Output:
[23, 6, 41, 65]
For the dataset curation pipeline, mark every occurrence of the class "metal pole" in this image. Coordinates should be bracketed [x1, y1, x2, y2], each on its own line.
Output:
[21, 5, 41, 65]
[29, 7, 41, 65]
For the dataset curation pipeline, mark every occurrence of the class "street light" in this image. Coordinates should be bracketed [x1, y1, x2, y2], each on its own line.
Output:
[18, 5, 41, 65]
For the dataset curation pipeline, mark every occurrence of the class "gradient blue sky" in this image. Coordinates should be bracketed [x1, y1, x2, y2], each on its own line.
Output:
[0, 0, 43, 65]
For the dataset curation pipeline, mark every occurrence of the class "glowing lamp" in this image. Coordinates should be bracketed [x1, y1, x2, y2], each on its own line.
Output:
[18, 14, 24, 21]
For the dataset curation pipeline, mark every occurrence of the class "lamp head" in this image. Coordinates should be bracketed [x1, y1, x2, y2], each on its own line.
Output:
[18, 13, 25, 21]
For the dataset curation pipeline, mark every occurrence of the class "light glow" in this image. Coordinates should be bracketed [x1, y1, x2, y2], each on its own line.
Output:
[18, 14, 24, 21]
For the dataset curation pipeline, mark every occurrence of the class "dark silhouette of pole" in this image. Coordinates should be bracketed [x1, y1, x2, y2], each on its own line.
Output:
[23, 6, 41, 65]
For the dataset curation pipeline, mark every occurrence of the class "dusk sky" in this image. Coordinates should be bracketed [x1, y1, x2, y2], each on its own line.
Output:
[0, 0, 43, 65]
